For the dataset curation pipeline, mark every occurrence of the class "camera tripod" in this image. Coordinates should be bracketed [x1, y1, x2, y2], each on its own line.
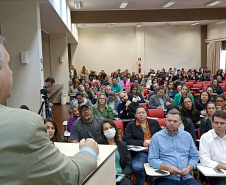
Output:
[38, 95, 54, 119]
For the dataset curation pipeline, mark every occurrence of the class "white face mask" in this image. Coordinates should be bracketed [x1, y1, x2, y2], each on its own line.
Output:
[104, 128, 116, 139]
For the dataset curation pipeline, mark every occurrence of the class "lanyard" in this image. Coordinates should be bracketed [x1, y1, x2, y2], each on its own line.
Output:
[141, 125, 148, 138]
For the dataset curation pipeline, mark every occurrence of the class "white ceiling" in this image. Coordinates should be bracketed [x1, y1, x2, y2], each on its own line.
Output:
[67, 0, 226, 27]
[68, 0, 226, 11]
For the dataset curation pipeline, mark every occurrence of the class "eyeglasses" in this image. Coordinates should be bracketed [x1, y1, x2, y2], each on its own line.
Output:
[80, 107, 91, 113]
[216, 100, 224, 103]
[184, 101, 192, 104]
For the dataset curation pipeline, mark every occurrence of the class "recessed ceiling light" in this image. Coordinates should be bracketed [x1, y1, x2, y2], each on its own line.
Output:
[206, 0, 221, 6]
[74, 1, 81, 9]
[120, 2, 128, 8]
[191, 22, 199, 26]
[163, 1, 175, 8]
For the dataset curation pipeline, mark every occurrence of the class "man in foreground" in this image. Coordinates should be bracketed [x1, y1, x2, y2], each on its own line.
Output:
[148, 110, 200, 185]
[0, 35, 99, 184]
[199, 111, 226, 185]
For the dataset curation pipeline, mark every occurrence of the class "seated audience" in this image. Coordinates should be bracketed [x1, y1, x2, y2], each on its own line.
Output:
[84, 82, 95, 97]
[133, 79, 144, 97]
[165, 81, 177, 99]
[215, 95, 226, 112]
[44, 118, 59, 142]
[169, 71, 179, 82]
[206, 86, 215, 101]
[173, 85, 194, 108]
[68, 79, 80, 96]
[93, 80, 104, 94]
[200, 102, 217, 136]
[119, 76, 130, 89]
[70, 102, 105, 142]
[188, 70, 199, 81]
[100, 119, 132, 185]
[92, 93, 114, 120]
[180, 96, 201, 129]
[212, 79, 223, 94]
[117, 92, 139, 119]
[69, 92, 93, 114]
[78, 84, 94, 103]
[148, 86, 173, 110]
[199, 70, 211, 81]
[199, 111, 226, 185]
[167, 105, 196, 143]
[105, 85, 112, 97]
[123, 106, 161, 185]
[111, 78, 123, 96]
[107, 91, 121, 118]
[67, 105, 80, 132]
[213, 69, 225, 82]
[128, 84, 145, 103]
[150, 78, 158, 91]
[161, 72, 170, 82]
[195, 91, 210, 115]
[148, 110, 200, 185]
[147, 83, 159, 102]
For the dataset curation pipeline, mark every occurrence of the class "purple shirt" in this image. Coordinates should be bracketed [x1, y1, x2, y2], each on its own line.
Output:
[67, 116, 79, 132]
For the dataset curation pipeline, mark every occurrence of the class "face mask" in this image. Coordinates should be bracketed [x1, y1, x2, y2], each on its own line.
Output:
[104, 128, 116, 139]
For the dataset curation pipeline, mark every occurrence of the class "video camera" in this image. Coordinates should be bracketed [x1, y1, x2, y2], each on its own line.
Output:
[40, 87, 51, 97]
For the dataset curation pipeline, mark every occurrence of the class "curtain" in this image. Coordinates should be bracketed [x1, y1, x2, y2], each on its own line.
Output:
[207, 41, 222, 74]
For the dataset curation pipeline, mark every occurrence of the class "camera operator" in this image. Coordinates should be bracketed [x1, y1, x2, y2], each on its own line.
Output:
[43, 77, 55, 108]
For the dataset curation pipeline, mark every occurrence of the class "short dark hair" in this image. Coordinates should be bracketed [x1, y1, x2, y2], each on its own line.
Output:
[135, 106, 147, 114]
[45, 77, 55, 83]
[212, 110, 226, 122]
[76, 92, 84, 98]
[157, 86, 164, 91]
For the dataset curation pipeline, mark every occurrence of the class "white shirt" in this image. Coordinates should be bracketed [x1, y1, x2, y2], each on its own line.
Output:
[199, 129, 226, 168]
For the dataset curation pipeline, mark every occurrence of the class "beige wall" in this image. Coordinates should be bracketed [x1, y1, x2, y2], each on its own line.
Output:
[73, 25, 201, 75]
[72, 27, 137, 75]
[207, 23, 226, 39]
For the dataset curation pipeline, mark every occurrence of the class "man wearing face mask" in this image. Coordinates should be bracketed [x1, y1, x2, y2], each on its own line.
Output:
[100, 119, 132, 185]
[70, 102, 105, 143]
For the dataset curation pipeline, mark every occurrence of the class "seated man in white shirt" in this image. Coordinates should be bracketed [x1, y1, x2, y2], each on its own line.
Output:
[199, 110, 226, 185]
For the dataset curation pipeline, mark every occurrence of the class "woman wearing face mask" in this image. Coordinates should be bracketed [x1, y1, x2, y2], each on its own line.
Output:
[101, 119, 132, 185]
[44, 118, 58, 143]
[195, 91, 210, 116]
[199, 102, 217, 136]
[123, 106, 161, 185]
[173, 85, 194, 108]
[180, 96, 201, 129]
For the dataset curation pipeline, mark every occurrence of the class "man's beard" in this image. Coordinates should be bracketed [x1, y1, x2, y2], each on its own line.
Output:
[84, 115, 92, 120]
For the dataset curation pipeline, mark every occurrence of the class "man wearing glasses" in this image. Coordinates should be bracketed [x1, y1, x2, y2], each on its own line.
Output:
[199, 111, 226, 185]
[70, 102, 105, 143]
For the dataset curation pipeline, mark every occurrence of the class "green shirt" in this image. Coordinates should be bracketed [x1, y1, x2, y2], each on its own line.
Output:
[173, 93, 194, 108]
[115, 150, 122, 176]
[92, 105, 114, 120]
[138, 86, 144, 94]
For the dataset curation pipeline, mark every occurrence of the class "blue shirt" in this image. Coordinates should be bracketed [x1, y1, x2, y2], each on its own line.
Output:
[148, 128, 199, 181]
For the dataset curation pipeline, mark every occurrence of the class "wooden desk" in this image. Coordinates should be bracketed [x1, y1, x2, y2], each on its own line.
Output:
[144, 163, 170, 177]
[197, 164, 226, 177]
[55, 142, 117, 185]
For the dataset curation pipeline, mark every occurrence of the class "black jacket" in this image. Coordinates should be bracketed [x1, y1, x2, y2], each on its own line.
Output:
[117, 101, 139, 119]
[180, 108, 201, 128]
[200, 118, 212, 136]
[182, 117, 196, 143]
[195, 100, 207, 112]
[116, 141, 132, 177]
[123, 119, 161, 146]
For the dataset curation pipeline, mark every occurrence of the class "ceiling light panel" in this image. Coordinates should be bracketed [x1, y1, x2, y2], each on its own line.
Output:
[74, 1, 81, 9]
[206, 0, 221, 6]
[120, 2, 128, 8]
[163, 1, 175, 8]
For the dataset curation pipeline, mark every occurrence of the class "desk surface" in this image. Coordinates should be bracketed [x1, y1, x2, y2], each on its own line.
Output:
[197, 164, 226, 177]
[55, 142, 117, 166]
[144, 163, 170, 177]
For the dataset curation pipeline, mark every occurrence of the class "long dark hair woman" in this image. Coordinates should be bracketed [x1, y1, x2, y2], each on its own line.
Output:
[200, 102, 217, 136]
[100, 119, 132, 185]
[128, 84, 145, 103]
[195, 91, 210, 116]
[44, 118, 59, 142]
[180, 96, 201, 129]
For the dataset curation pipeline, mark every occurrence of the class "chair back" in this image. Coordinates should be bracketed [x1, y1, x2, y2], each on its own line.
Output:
[139, 103, 148, 109]
[157, 118, 166, 127]
[147, 109, 164, 118]
[113, 120, 125, 133]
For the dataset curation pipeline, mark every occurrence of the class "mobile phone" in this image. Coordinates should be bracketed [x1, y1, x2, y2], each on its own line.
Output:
[155, 169, 168, 175]
[214, 168, 224, 174]
[116, 175, 124, 183]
